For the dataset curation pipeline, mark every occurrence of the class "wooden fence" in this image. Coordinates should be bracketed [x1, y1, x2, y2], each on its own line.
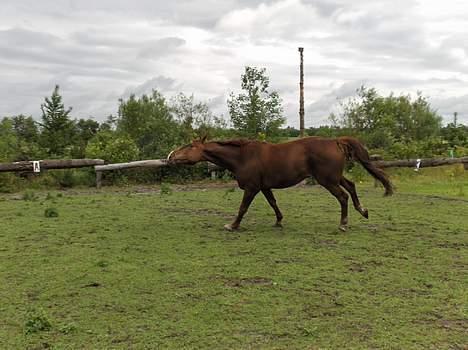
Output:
[1, 156, 467, 189]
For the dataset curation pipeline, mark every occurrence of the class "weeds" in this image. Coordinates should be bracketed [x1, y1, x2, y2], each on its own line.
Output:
[160, 182, 172, 195]
[24, 308, 51, 335]
[22, 191, 39, 201]
[44, 207, 59, 218]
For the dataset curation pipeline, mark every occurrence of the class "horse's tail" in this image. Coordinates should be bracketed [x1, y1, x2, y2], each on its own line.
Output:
[338, 137, 394, 196]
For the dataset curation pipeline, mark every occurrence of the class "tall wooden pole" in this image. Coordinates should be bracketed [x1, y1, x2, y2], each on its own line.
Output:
[298, 47, 305, 137]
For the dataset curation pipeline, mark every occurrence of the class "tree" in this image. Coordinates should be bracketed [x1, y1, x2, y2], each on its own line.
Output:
[228, 66, 285, 139]
[10, 115, 42, 160]
[12, 115, 39, 144]
[71, 118, 100, 158]
[332, 86, 442, 148]
[170, 93, 220, 140]
[117, 90, 181, 158]
[40, 85, 76, 157]
[86, 130, 139, 163]
[0, 118, 17, 161]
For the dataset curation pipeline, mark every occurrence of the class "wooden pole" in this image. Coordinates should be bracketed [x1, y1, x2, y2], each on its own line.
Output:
[94, 159, 167, 172]
[298, 47, 305, 137]
[374, 156, 468, 169]
[0, 159, 105, 173]
[96, 171, 102, 189]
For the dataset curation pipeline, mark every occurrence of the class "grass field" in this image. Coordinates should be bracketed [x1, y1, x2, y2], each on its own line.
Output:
[0, 173, 467, 349]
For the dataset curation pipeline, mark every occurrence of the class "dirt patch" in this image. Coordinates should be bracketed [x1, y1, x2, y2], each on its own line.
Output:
[439, 319, 468, 331]
[82, 282, 101, 288]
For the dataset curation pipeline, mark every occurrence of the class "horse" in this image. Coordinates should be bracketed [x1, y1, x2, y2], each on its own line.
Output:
[167, 136, 393, 232]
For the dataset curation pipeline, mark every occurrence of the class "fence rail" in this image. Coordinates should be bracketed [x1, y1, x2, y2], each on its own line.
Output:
[1, 155, 466, 189]
[0, 159, 105, 173]
[374, 156, 468, 169]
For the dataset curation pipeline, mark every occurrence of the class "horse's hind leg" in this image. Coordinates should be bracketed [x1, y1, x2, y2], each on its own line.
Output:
[340, 177, 368, 219]
[262, 189, 283, 227]
[317, 178, 349, 232]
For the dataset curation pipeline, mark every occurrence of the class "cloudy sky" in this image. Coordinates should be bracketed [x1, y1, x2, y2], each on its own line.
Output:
[1, 0, 467, 126]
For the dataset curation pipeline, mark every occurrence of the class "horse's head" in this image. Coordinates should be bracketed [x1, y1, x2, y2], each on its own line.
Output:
[167, 136, 207, 165]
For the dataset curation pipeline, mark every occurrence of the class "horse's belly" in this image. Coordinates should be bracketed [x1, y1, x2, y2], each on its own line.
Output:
[266, 173, 309, 189]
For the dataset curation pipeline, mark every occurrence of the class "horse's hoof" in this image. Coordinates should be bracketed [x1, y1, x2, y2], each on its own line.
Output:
[224, 224, 238, 231]
[339, 225, 347, 232]
[362, 209, 369, 219]
[274, 222, 283, 228]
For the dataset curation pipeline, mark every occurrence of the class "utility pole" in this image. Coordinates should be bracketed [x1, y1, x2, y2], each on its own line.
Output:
[298, 47, 305, 137]
[453, 112, 458, 127]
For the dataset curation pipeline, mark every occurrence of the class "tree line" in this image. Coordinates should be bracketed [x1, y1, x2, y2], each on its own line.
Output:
[1, 66, 467, 189]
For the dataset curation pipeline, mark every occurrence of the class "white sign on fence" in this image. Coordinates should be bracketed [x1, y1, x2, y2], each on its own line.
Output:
[32, 161, 41, 173]
[414, 158, 421, 172]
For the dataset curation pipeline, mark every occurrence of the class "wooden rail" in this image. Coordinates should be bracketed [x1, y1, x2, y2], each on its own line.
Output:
[0, 159, 105, 173]
[374, 156, 468, 169]
[3, 155, 466, 190]
[95, 159, 168, 172]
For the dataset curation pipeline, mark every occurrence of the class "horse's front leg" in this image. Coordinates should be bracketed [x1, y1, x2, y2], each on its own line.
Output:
[224, 189, 259, 231]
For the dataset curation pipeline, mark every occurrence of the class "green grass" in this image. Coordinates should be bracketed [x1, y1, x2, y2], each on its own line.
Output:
[0, 180, 467, 349]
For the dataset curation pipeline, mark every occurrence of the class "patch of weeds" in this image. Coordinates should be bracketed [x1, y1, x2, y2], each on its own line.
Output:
[45, 192, 54, 201]
[24, 307, 52, 334]
[56, 193, 63, 198]
[58, 322, 77, 334]
[22, 191, 39, 201]
[160, 182, 173, 195]
[44, 207, 59, 218]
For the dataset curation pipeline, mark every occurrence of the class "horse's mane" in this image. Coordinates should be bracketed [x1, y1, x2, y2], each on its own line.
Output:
[212, 139, 257, 147]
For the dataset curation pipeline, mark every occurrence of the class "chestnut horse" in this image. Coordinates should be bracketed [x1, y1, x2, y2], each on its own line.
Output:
[167, 136, 393, 231]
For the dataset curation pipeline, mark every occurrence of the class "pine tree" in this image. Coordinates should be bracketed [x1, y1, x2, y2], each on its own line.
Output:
[40, 85, 75, 157]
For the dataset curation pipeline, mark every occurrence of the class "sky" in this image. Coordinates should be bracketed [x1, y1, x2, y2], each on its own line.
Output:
[1, 0, 467, 127]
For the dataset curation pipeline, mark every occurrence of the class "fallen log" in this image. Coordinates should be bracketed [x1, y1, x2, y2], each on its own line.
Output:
[0, 159, 105, 173]
[374, 156, 468, 169]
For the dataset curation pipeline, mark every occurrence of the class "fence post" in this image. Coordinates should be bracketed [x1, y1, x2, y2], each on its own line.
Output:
[96, 171, 102, 189]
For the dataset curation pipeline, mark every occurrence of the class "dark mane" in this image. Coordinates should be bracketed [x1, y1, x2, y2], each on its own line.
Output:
[213, 139, 258, 147]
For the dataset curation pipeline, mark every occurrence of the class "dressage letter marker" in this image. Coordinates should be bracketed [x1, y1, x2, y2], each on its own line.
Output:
[32, 161, 41, 173]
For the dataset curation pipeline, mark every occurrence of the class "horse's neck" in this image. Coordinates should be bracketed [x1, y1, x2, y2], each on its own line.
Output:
[202, 143, 242, 171]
